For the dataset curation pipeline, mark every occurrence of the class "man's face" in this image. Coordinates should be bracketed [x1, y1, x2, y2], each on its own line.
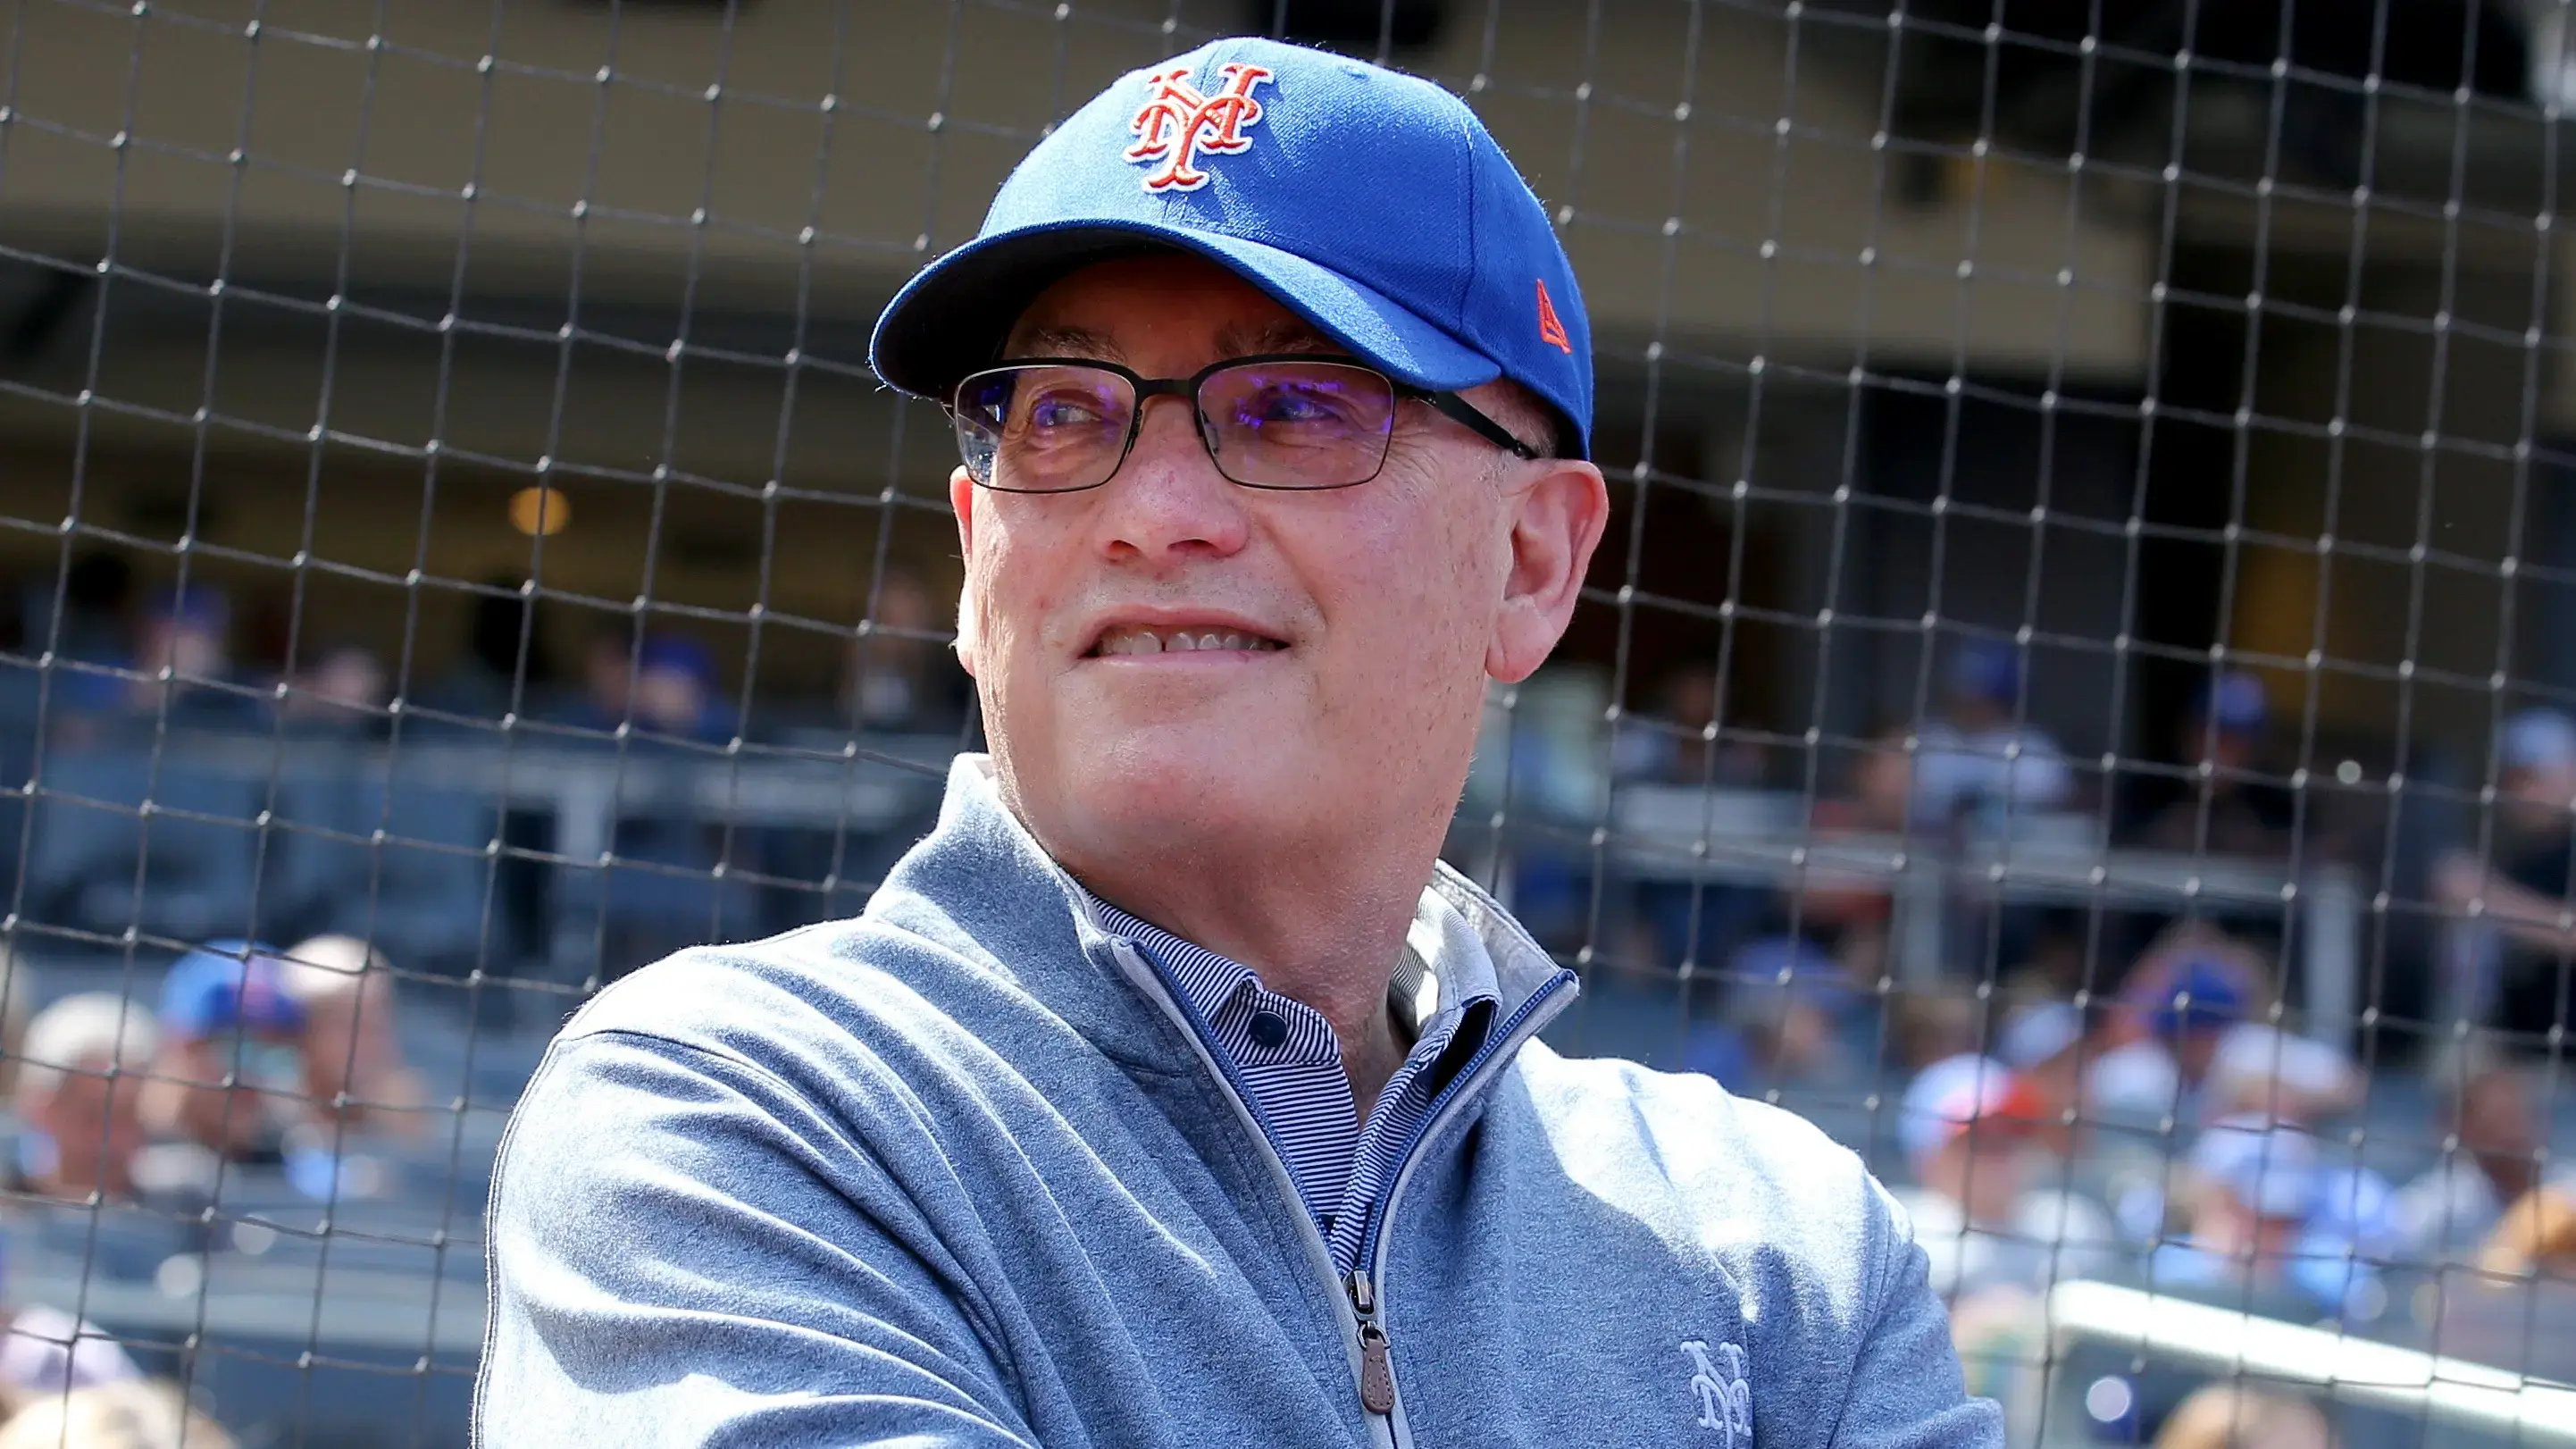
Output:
[951, 255, 1601, 869]
[2504, 761, 2576, 838]
[37, 1056, 145, 1194]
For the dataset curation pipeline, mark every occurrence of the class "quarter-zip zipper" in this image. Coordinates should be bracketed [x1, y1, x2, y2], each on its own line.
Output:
[1334, 968, 1578, 1434]
[1105, 934, 1577, 1445]
[1104, 940, 1391, 1448]
[1347, 1269, 1396, 1414]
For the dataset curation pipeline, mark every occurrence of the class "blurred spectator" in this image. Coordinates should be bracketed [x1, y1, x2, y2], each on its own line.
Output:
[1794, 725, 1914, 944]
[11, 993, 155, 1201]
[138, 936, 422, 1195]
[0, 1379, 232, 1449]
[2152, 1383, 2335, 1449]
[1893, 1053, 2120, 1300]
[1720, 934, 1873, 1084]
[631, 633, 732, 744]
[277, 639, 389, 737]
[122, 584, 258, 728]
[2200, 1023, 2362, 1126]
[276, 933, 423, 1140]
[2389, 1057, 2549, 1257]
[1610, 664, 1763, 787]
[2127, 670, 2298, 860]
[2435, 708, 2576, 1052]
[563, 619, 637, 734]
[556, 624, 733, 748]
[140, 940, 308, 1164]
[2088, 929, 2267, 1122]
[2149, 1114, 2375, 1320]
[844, 571, 974, 735]
[1617, 665, 1771, 975]
[2474, 1182, 2576, 1278]
[1912, 640, 2074, 827]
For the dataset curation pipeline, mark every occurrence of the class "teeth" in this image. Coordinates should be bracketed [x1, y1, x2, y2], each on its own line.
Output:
[1094, 625, 1285, 656]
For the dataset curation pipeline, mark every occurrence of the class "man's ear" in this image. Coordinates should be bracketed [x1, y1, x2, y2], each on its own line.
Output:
[949, 465, 982, 678]
[1486, 458, 1609, 684]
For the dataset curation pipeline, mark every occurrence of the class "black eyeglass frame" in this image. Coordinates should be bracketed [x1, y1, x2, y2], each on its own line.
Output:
[947, 352, 1543, 494]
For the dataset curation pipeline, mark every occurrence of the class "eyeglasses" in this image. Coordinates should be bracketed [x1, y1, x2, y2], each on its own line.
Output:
[949, 353, 1540, 494]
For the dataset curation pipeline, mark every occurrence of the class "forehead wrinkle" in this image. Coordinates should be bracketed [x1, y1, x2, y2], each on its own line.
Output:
[1213, 317, 1344, 358]
[1005, 323, 1123, 361]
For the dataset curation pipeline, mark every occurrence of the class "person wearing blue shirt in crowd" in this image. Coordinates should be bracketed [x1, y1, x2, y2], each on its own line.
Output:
[2146, 1114, 2382, 1324]
[481, 37, 1999, 1447]
[144, 939, 310, 1167]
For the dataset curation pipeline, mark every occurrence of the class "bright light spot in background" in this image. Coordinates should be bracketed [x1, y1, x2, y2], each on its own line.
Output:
[510, 486, 571, 537]
[2337, 759, 2363, 785]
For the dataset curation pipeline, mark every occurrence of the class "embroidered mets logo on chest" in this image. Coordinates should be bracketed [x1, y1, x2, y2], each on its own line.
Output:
[1125, 63, 1274, 192]
[1681, 1339, 1752, 1445]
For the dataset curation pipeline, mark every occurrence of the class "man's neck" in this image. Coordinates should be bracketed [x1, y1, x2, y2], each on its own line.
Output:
[1073, 838, 1433, 1118]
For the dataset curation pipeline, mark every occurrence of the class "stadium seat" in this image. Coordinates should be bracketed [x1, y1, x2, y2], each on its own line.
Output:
[272, 771, 503, 976]
[25, 748, 272, 945]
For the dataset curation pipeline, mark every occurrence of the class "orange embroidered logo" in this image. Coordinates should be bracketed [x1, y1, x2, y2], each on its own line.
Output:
[1535, 278, 1573, 353]
[1124, 63, 1275, 193]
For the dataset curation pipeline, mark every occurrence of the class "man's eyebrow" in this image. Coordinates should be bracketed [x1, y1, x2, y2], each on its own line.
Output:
[1214, 319, 1345, 357]
[1005, 324, 1122, 361]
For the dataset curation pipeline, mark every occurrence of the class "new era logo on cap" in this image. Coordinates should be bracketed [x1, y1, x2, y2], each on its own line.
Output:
[1536, 279, 1572, 354]
[1125, 63, 1273, 192]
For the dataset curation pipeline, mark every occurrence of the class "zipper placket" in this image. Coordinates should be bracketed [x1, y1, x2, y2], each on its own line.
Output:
[1104, 940, 1393, 1448]
[1339, 971, 1578, 1438]
[1108, 934, 1577, 1445]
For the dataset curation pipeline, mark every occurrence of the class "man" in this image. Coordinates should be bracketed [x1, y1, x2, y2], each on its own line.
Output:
[2126, 669, 2297, 861]
[141, 939, 309, 1164]
[2147, 1114, 2375, 1324]
[481, 37, 1997, 1447]
[2436, 708, 2576, 1051]
[1891, 1054, 2119, 1302]
[1911, 639, 2074, 828]
[13, 992, 157, 1203]
[4, 992, 171, 1389]
[2388, 1054, 2550, 1257]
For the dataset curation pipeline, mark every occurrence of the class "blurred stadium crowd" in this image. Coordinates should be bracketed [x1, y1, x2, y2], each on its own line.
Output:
[1, 558, 2575, 1444]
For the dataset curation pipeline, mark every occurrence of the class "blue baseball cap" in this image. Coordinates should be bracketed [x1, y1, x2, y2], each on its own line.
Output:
[637, 633, 717, 690]
[159, 940, 306, 1040]
[2195, 670, 2270, 735]
[1947, 639, 2023, 706]
[868, 37, 1593, 458]
[2127, 954, 2248, 1036]
[2504, 708, 2576, 775]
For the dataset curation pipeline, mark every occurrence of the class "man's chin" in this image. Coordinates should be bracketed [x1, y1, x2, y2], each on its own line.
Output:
[1066, 745, 1296, 836]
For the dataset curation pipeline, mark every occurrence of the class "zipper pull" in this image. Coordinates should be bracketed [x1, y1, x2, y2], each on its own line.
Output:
[1347, 1270, 1395, 1415]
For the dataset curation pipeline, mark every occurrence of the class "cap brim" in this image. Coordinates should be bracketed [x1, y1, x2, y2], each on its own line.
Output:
[869, 220, 1501, 404]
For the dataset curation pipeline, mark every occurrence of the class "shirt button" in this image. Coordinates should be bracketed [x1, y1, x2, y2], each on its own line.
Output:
[1247, 1010, 1290, 1050]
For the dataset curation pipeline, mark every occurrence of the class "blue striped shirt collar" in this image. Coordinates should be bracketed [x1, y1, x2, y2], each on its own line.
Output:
[1074, 882, 1501, 1043]
[1072, 879, 1504, 1266]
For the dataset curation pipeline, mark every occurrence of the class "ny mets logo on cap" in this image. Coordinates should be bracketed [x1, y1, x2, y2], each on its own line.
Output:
[1125, 62, 1273, 192]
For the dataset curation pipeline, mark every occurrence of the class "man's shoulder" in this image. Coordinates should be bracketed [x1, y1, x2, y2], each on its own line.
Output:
[539, 910, 1053, 1110]
[1507, 1045, 1890, 1233]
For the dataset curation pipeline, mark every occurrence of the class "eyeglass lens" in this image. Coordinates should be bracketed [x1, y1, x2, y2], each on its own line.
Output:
[953, 360, 1400, 492]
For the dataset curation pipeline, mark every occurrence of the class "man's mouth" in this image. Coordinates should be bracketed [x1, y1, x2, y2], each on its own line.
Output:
[1089, 624, 1289, 657]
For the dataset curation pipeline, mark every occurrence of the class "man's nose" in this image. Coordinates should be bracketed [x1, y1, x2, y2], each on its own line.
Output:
[1093, 393, 1250, 564]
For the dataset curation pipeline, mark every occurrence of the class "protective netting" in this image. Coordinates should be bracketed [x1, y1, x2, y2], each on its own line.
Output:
[0, 0, 2569, 1443]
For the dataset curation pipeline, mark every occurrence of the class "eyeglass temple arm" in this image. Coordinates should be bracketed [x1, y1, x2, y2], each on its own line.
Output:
[1418, 390, 1543, 460]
